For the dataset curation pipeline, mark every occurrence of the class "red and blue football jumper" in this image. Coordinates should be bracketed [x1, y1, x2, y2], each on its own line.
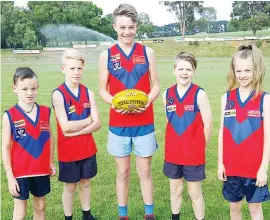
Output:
[223, 88, 266, 178]
[107, 43, 154, 127]
[165, 83, 205, 165]
[54, 83, 97, 162]
[6, 104, 51, 178]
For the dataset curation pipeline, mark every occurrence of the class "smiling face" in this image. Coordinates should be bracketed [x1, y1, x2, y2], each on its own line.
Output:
[61, 58, 84, 84]
[174, 59, 195, 86]
[234, 57, 254, 89]
[113, 15, 137, 45]
[13, 77, 39, 104]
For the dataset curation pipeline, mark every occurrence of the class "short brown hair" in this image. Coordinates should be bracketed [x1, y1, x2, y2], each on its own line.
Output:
[174, 52, 197, 70]
[13, 67, 37, 85]
[113, 4, 138, 23]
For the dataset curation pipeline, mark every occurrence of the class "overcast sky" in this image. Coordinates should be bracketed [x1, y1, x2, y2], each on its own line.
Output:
[14, 0, 233, 26]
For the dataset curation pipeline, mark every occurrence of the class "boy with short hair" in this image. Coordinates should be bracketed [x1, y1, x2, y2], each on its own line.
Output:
[52, 48, 101, 220]
[99, 4, 160, 220]
[2, 67, 56, 220]
[163, 52, 212, 220]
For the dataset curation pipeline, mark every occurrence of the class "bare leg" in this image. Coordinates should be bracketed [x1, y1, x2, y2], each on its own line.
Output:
[62, 183, 77, 216]
[248, 203, 263, 220]
[33, 196, 46, 220]
[79, 179, 91, 211]
[230, 201, 243, 220]
[187, 181, 205, 220]
[115, 156, 131, 206]
[13, 199, 27, 220]
[136, 156, 153, 205]
[170, 178, 184, 214]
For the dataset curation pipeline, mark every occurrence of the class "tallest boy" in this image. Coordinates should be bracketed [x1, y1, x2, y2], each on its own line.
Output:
[99, 4, 160, 220]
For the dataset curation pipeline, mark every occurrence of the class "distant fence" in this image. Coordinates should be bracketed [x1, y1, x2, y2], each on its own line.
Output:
[73, 44, 97, 48]
[174, 36, 270, 42]
[43, 47, 68, 51]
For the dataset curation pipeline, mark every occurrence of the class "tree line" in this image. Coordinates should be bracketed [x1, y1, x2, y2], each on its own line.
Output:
[1, 1, 270, 49]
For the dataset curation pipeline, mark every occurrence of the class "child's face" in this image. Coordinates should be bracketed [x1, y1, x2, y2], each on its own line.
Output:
[61, 59, 84, 84]
[174, 60, 195, 86]
[12, 77, 38, 104]
[113, 15, 137, 45]
[234, 57, 254, 88]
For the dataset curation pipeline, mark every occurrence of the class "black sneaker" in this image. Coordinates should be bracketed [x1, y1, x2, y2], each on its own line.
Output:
[83, 215, 96, 220]
[144, 214, 156, 220]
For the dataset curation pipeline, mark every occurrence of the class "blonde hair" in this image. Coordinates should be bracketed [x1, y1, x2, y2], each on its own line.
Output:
[113, 4, 138, 23]
[227, 44, 265, 97]
[174, 52, 197, 70]
[61, 48, 85, 65]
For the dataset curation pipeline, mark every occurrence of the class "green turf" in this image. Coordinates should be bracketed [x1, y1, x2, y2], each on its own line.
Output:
[1, 48, 270, 220]
[150, 28, 270, 40]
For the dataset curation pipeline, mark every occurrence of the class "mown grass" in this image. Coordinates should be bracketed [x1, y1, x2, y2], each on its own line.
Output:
[144, 41, 270, 58]
[151, 28, 270, 40]
[1, 48, 270, 219]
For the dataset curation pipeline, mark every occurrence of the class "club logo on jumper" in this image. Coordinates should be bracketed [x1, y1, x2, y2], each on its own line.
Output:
[247, 110, 261, 118]
[83, 102, 91, 108]
[184, 105, 194, 111]
[113, 61, 122, 70]
[226, 100, 235, 109]
[224, 109, 236, 117]
[14, 119, 26, 128]
[167, 105, 176, 112]
[68, 105, 76, 114]
[111, 54, 120, 61]
[16, 128, 26, 138]
[167, 97, 174, 105]
[132, 55, 146, 64]
[40, 121, 50, 131]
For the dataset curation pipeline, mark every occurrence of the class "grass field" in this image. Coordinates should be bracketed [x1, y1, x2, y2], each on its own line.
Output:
[150, 28, 270, 40]
[1, 47, 270, 220]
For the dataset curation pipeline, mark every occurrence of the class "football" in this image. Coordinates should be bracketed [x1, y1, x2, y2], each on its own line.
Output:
[112, 89, 148, 111]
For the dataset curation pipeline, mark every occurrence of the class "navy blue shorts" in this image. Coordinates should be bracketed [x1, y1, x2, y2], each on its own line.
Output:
[223, 176, 270, 203]
[58, 155, 97, 183]
[163, 161, 206, 181]
[15, 175, 50, 200]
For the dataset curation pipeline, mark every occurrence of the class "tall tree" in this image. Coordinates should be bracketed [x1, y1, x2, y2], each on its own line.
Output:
[137, 13, 154, 40]
[200, 7, 217, 33]
[160, 1, 203, 38]
[99, 14, 117, 40]
[230, 1, 270, 35]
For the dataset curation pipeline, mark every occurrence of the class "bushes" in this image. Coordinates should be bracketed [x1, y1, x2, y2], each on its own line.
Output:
[188, 40, 199, 47]
[255, 40, 263, 48]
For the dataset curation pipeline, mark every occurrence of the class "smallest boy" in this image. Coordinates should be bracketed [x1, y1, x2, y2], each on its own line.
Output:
[163, 52, 212, 220]
[52, 49, 101, 220]
[2, 67, 56, 220]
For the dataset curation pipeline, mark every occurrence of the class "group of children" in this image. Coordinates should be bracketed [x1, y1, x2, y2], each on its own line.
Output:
[2, 3, 270, 220]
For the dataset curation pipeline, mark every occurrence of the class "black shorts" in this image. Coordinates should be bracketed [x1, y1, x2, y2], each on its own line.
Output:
[223, 176, 270, 203]
[15, 175, 50, 200]
[58, 155, 97, 183]
[163, 161, 206, 181]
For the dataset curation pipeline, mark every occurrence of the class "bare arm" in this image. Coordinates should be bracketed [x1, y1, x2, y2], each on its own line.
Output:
[52, 90, 92, 132]
[162, 90, 168, 121]
[49, 126, 56, 176]
[99, 50, 113, 105]
[64, 90, 101, 136]
[256, 94, 270, 186]
[146, 46, 161, 105]
[218, 93, 227, 181]
[2, 113, 20, 196]
[197, 90, 213, 146]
